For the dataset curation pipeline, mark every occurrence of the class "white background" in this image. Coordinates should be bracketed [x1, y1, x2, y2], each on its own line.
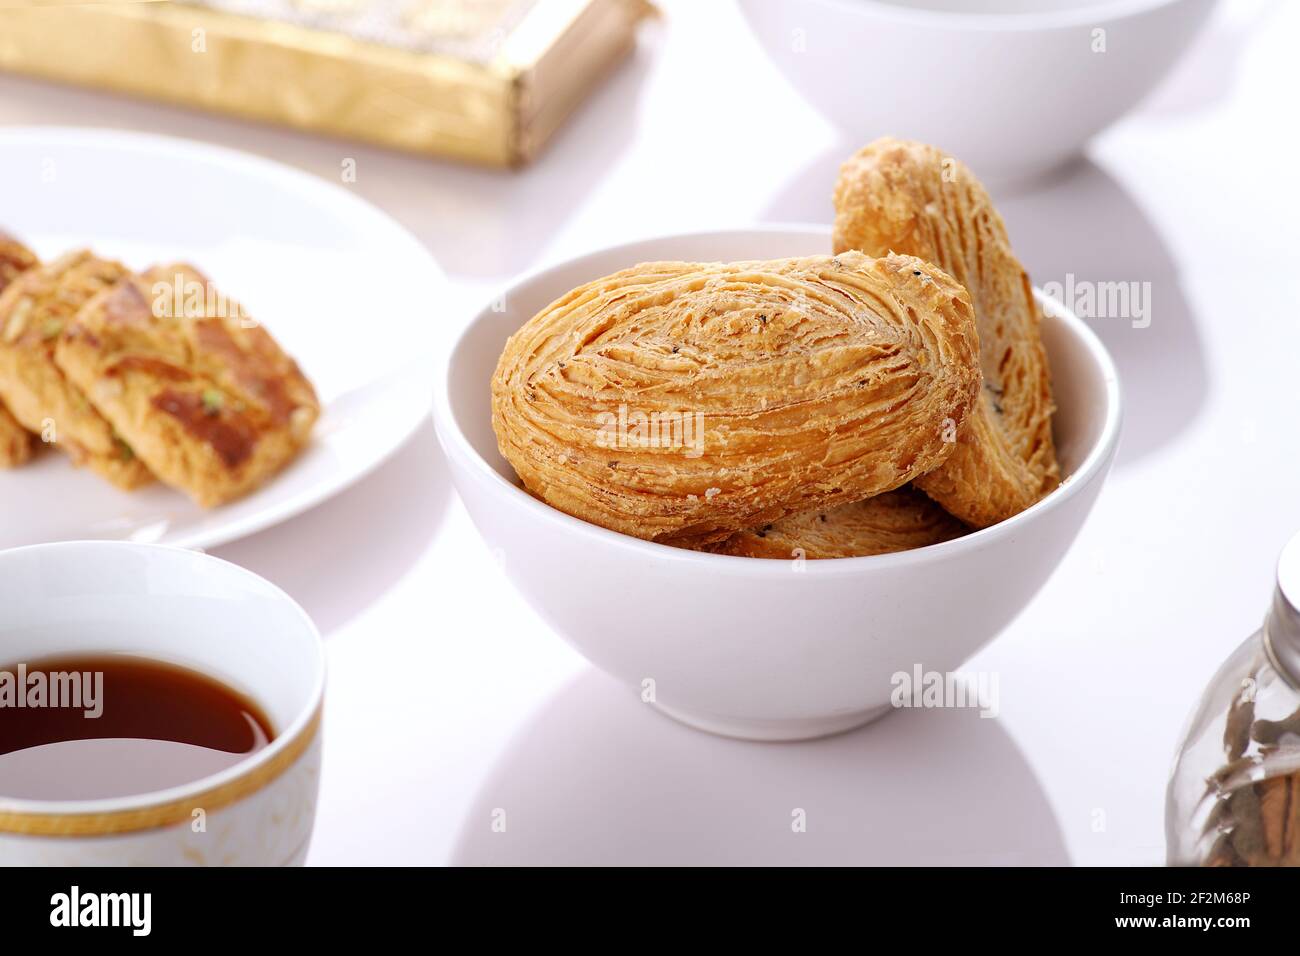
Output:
[2, 0, 1297, 864]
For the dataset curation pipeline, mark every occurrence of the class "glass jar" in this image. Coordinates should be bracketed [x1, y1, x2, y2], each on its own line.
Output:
[1167, 532, 1300, 866]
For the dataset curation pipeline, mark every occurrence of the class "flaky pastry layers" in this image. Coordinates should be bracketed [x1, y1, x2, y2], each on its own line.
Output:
[56, 264, 320, 507]
[0, 250, 152, 487]
[0, 234, 40, 467]
[834, 137, 1059, 527]
[706, 486, 968, 559]
[492, 251, 982, 545]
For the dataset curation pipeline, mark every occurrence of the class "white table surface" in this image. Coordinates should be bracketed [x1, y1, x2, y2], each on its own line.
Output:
[2, 0, 1296, 866]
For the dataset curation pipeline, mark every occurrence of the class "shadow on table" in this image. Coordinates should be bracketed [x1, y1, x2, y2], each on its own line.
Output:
[996, 159, 1208, 468]
[213, 419, 450, 637]
[760, 152, 1209, 468]
[451, 668, 1069, 866]
[1136, 0, 1283, 119]
[0, 32, 652, 281]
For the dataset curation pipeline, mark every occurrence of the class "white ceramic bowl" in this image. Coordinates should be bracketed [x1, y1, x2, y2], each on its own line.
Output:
[0, 542, 324, 865]
[434, 226, 1121, 741]
[737, 0, 1216, 183]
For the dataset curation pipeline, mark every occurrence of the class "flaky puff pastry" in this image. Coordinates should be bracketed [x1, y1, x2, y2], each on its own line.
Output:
[705, 486, 967, 559]
[492, 251, 982, 546]
[0, 233, 39, 467]
[834, 138, 1059, 527]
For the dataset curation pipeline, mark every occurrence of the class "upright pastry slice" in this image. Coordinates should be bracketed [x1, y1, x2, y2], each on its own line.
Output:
[493, 251, 981, 545]
[56, 264, 319, 507]
[834, 137, 1059, 526]
[706, 486, 968, 559]
[0, 234, 40, 467]
[0, 250, 151, 487]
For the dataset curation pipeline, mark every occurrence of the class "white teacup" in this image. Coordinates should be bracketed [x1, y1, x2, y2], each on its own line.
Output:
[0, 542, 324, 866]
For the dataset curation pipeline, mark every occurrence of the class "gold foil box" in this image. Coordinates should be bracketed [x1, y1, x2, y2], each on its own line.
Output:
[0, 0, 652, 166]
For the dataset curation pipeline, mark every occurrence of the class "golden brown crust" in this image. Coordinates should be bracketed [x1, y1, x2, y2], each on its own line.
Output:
[705, 486, 968, 559]
[55, 264, 319, 507]
[63, 438, 154, 491]
[0, 234, 40, 468]
[492, 251, 981, 545]
[834, 138, 1059, 527]
[0, 250, 151, 488]
[0, 232, 38, 291]
[0, 402, 34, 468]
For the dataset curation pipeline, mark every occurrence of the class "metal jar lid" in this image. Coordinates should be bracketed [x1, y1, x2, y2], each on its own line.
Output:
[1266, 531, 1300, 687]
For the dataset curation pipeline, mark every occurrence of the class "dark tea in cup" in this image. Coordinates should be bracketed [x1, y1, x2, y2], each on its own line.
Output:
[0, 655, 274, 801]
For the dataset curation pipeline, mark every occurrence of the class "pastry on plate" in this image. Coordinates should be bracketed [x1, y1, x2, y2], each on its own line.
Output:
[492, 251, 981, 546]
[0, 233, 35, 288]
[0, 234, 40, 467]
[0, 250, 151, 487]
[705, 486, 968, 559]
[0, 403, 31, 468]
[834, 137, 1059, 527]
[56, 263, 319, 507]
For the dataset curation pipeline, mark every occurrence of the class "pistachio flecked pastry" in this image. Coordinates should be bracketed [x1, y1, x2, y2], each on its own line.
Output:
[0, 402, 31, 468]
[0, 250, 152, 488]
[56, 264, 319, 507]
[0, 233, 40, 467]
[492, 252, 982, 545]
[706, 486, 968, 559]
[834, 137, 1059, 527]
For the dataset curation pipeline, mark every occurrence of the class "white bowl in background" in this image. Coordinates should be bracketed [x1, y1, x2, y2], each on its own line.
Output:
[736, 0, 1216, 183]
[434, 226, 1121, 741]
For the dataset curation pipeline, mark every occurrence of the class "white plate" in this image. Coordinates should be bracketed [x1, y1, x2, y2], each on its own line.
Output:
[0, 127, 442, 550]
